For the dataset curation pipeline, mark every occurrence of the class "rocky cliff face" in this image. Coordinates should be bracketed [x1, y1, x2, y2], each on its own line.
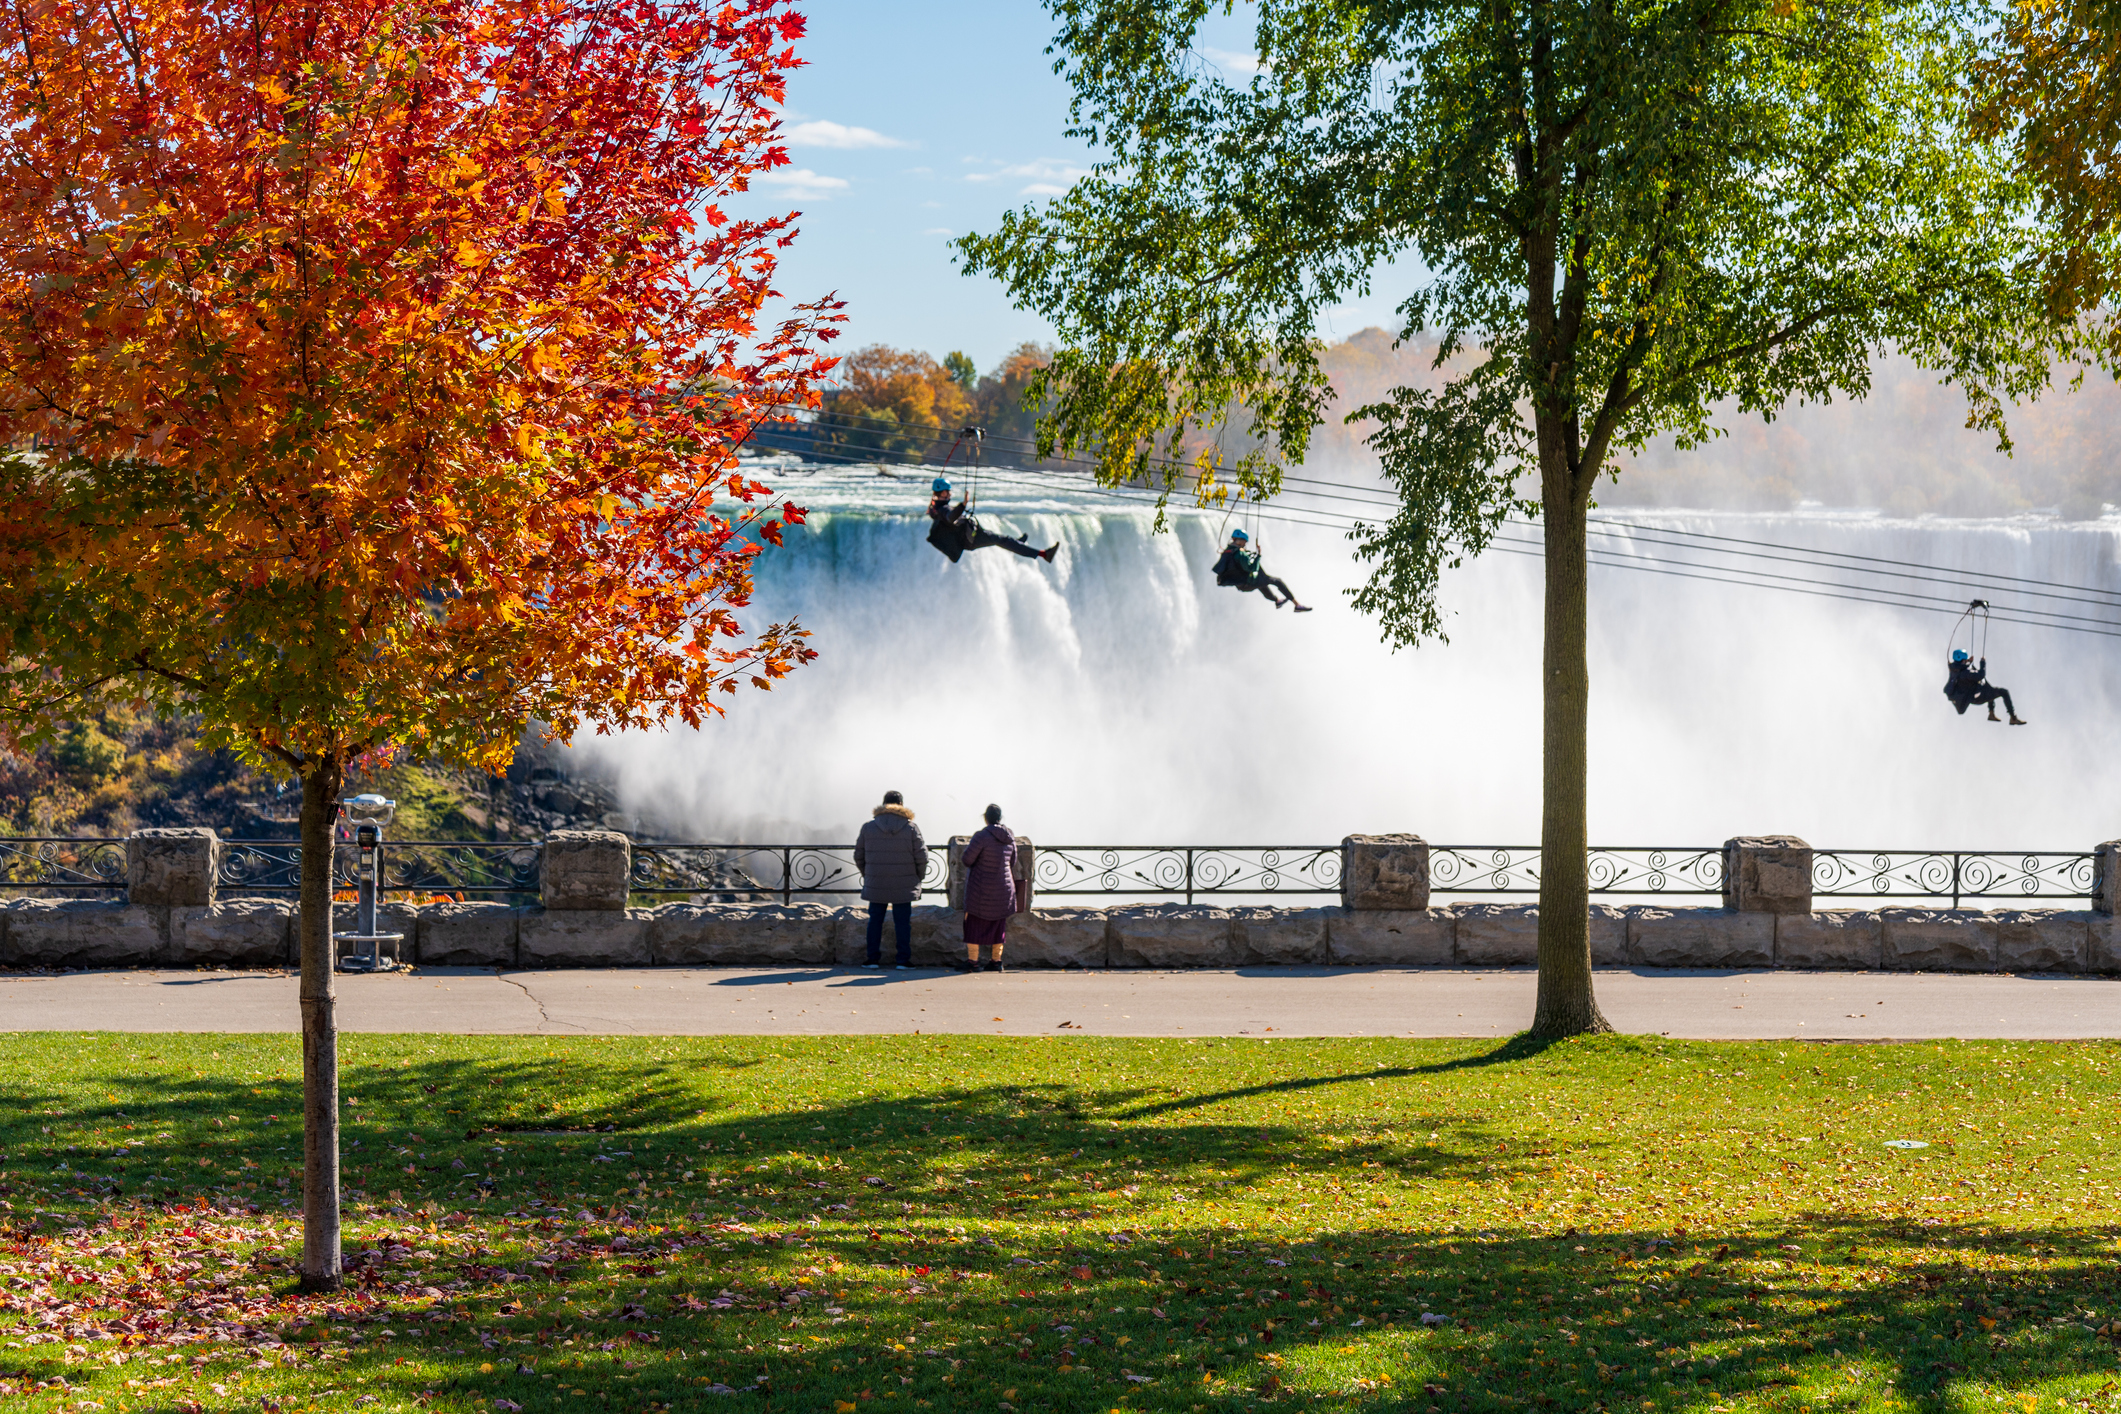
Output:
[0, 716, 636, 843]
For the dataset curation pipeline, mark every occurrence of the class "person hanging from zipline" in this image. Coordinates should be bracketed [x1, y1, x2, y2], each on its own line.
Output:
[1944, 649, 2026, 725]
[925, 476, 1058, 564]
[1212, 528, 1311, 611]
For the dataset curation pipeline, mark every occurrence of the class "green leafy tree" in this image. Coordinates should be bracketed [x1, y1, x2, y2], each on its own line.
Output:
[960, 0, 2058, 1035]
[944, 349, 979, 392]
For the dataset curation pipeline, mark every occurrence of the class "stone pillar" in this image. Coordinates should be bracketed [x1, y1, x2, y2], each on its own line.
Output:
[1722, 835, 1812, 913]
[542, 830, 631, 911]
[2094, 841, 2121, 915]
[948, 835, 1034, 914]
[126, 827, 220, 907]
[1340, 834, 1430, 910]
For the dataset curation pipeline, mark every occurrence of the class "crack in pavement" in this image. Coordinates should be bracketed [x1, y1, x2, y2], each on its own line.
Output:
[494, 972, 586, 1033]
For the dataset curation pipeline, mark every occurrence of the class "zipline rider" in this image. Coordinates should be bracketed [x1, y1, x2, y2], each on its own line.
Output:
[925, 477, 1058, 564]
[1212, 528, 1311, 612]
[1944, 649, 2026, 725]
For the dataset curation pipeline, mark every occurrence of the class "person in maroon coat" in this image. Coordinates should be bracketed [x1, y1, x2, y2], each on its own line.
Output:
[960, 804, 1018, 973]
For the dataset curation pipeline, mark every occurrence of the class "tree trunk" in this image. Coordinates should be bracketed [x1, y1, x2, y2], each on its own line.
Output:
[1532, 479, 1613, 1038]
[298, 753, 345, 1291]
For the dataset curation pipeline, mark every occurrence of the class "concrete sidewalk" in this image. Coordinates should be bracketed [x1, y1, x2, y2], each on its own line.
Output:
[0, 966, 2114, 1039]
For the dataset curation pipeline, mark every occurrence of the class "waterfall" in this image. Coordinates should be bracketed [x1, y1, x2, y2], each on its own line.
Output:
[575, 461, 2121, 852]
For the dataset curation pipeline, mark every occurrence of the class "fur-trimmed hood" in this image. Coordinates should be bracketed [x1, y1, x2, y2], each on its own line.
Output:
[872, 802, 915, 821]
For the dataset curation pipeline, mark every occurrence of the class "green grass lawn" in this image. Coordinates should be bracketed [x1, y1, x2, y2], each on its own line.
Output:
[0, 1032, 2115, 1414]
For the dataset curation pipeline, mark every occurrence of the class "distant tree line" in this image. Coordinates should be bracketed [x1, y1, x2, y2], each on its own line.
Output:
[755, 342, 1056, 467]
[759, 329, 2118, 516]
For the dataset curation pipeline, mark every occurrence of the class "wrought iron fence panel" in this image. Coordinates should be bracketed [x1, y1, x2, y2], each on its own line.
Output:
[1427, 846, 1726, 897]
[220, 840, 533, 897]
[1032, 846, 1341, 902]
[0, 837, 128, 894]
[47, 837, 2107, 909]
[1812, 850, 2094, 907]
[217, 841, 314, 894]
[381, 842, 541, 899]
[628, 845, 951, 904]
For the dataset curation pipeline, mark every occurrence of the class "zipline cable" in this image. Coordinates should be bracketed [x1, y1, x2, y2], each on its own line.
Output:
[741, 436, 2121, 638]
[762, 405, 2121, 606]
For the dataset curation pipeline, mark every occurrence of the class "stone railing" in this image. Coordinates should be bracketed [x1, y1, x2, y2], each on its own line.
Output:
[0, 829, 2117, 973]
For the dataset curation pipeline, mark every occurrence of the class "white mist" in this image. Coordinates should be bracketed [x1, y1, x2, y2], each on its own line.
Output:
[574, 466, 2121, 853]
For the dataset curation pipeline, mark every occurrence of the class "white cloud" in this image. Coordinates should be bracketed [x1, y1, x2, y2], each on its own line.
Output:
[922, 227, 955, 237]
[964, 157, 1091, 196]
[785, 119, 910, 150]
[756, 168, 851, 200]
[1198, 45, 1266, 75]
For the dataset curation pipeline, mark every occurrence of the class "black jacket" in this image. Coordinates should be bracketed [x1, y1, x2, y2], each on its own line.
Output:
[854, 805, 928, 903]
[927, 498, 973, 562]
[1944, 658, 1986, 706]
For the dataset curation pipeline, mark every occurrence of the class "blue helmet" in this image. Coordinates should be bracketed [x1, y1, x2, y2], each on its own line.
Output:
[1230, 528, 1249, 542]
[1952, 649, 1970, 662]
[931, 476, 951, 493]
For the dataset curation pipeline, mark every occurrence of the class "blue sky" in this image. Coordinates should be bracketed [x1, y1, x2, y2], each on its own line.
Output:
[742, 1, 1410, 378]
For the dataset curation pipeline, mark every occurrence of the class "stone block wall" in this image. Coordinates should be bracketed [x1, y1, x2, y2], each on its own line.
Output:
[3, 895, 2120, 972]
[1340, 835, 1431, 911]
[5, 821, 2121, 973]
[542, 831, 631, 911]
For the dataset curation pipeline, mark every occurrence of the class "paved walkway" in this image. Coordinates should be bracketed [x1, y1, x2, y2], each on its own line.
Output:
[0, 966, 2113, 1038]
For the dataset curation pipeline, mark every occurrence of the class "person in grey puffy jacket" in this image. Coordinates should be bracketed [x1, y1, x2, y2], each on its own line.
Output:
[853, 790, 926, 967]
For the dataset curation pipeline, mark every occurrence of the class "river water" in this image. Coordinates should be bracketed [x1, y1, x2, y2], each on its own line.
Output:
[575, 458, 2121, 855]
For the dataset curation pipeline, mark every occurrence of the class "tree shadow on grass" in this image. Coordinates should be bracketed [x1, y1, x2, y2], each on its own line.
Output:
[1118, 1032, 1577, 1120]
[3, 1040, 2116, 1414]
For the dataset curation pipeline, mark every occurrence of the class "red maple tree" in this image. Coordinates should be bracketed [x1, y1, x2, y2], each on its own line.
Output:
[0, 0, 838, 1286]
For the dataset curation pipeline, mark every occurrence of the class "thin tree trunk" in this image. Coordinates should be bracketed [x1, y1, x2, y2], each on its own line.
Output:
[1532, 482, 1612, 1038]
[298, 753, 345, 1291]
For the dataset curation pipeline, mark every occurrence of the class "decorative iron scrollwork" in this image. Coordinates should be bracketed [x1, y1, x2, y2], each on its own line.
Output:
[1812, 850, 2093, 907]
[0, 837, 128, 895]
[1428, 846, 1724, 897]
[1030, 846, 1340, 902]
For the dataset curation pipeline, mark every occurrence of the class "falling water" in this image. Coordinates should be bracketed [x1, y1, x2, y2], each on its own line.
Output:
[574, 459, 2121, 853]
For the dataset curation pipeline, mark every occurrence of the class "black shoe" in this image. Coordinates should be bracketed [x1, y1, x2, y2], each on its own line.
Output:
[986, 960, 1006, 973]
[1039, 544, 1058, 562]
[952, 960, 977, 974]
[1294, 604, 1313, 613]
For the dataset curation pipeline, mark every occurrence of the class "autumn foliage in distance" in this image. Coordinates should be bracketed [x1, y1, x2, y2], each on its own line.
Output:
[0, 0, 840, 784]
[800, 342, 1055, 462]
[1976, 0, 2121, 368]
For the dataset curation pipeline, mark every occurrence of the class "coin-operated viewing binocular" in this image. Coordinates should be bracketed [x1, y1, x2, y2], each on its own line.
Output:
[336, 794, 403, 973]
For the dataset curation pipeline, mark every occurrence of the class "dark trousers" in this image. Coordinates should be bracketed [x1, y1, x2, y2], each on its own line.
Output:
[1969, 685, 2016, 715]
[866, 900, 911, 964]
[967, 527, 1041, 558]
[1244, 575, 1295, 605]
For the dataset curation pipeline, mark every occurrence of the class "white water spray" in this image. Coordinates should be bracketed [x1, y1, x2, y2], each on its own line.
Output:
[575, 462, 2121, 852]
